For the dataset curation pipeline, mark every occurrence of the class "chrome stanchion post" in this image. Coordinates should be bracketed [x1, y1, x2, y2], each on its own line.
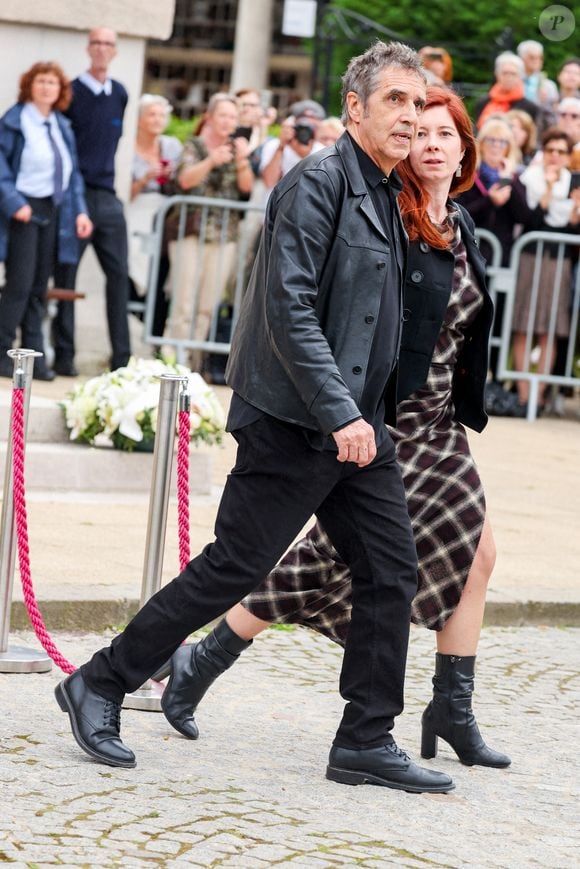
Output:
[0, 349, 51, 672]
[124, 373, 189, 711]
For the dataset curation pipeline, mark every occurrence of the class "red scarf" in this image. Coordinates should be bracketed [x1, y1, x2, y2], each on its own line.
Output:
[477, 82, 525, 128]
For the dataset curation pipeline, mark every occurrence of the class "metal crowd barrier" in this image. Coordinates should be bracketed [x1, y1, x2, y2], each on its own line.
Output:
[133, 203, 579, 422]
[474, 228, 504, 377]
[137, 194, 265, 367]
[497, 231, 580, 421]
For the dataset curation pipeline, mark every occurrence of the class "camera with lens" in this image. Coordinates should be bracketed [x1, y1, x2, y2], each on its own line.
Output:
[294, 121, 315, 146]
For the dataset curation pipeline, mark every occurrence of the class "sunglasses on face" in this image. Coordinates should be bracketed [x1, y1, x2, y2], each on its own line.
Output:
[544, 147, 569, 155]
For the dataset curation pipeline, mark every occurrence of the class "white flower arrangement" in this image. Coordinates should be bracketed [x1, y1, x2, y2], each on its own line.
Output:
[61, 357, 225, 452]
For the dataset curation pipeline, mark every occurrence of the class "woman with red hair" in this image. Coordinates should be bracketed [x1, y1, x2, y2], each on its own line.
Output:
[159, 88, 511, 771]
[0, 62, 91, 379]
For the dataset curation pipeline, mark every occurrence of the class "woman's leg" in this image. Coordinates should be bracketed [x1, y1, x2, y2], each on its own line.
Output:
[536, 334, 556, 404]
[0, 218, 39, 358]
[436, 515, 495, 655]
[161, 524, 347, 737]
[226, 604, 271, 641]
[512, 331, 530, 404]
[422, 516, 511, 767]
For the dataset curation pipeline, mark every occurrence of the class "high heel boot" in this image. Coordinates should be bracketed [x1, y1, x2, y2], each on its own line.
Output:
[161, 619, 252, 739]
[420, 654, 511, 768]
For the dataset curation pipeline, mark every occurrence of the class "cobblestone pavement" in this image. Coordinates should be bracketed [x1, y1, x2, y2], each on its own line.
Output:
[0, 626, 578, 868]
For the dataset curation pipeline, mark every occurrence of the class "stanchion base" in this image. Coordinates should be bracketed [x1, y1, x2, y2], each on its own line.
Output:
[122, 679, 164, 712]
[0, 645, 52, 673]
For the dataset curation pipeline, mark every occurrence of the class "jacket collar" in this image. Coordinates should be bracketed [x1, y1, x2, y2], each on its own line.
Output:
[2, 103, 25, 132]
[1, 103, 70, 136]
[335, 132, 405, 242]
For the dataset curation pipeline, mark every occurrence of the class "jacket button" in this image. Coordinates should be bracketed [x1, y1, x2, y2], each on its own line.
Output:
[410, 270, 423, 283]
[402, 308, 411, 322]
[419, 241, 429, 253]
[376, 261, 386, 269]
[365, 314, 374, 324]
[352, 365, 362, 375]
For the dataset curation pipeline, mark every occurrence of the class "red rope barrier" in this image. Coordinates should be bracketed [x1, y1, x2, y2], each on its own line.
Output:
[177, 409, 191, 570]
[10, 387, 192, 675]
[11, 387, 76, 673]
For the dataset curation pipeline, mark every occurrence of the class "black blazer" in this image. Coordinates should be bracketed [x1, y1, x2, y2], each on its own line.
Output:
[397, 204, 494, 433]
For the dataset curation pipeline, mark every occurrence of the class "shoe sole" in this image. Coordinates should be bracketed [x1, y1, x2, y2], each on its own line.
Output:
[326, 765, 455, 793]
[54, 682, 136, 769]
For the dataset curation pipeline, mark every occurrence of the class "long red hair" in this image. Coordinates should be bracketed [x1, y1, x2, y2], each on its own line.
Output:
[397, 86, 476, 249]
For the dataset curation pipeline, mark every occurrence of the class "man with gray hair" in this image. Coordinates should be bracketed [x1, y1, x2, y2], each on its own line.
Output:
[517, 40, 558, 105]
[55, 41, 454, 795]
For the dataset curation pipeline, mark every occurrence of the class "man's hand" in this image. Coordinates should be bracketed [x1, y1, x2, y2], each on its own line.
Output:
[332, 418, 377, 467]
[76, 213, 93, 239]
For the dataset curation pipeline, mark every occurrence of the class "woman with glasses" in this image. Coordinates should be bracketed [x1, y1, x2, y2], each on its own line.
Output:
[512, 127, 580, 411]
[158, 87, 512, 772]
[0, 62, 91, 380]
[458, 118, 536, 392]
[458, 118, 531, 266]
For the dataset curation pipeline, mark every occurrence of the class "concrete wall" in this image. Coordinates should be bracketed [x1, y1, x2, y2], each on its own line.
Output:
[0, 1, 175, 200]
[0, 0, 174, 41]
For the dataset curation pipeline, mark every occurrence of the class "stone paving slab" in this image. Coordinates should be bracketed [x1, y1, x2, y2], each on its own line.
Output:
[0, 625, 578, 867]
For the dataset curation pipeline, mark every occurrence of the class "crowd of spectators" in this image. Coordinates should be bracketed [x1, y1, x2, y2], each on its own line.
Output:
[0, 28, 578, 415]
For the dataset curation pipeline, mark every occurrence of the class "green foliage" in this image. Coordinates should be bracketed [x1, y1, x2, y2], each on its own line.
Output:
[165, 114, 197, 142]
[323, 0, 576, 112]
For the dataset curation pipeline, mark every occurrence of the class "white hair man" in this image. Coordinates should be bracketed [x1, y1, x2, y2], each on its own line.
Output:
[517, 40, 558, 105]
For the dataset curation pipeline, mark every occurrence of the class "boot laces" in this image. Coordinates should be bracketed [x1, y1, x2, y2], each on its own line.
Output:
[387, 743, 410, 762]
[103, 700, 121, 733]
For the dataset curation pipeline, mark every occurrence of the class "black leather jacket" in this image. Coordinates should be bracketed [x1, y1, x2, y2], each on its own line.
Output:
[226, 133, 406, 435]
[398, 204, 493, 432]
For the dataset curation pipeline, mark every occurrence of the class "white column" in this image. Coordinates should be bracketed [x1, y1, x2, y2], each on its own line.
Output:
[231, 0, 274, 92]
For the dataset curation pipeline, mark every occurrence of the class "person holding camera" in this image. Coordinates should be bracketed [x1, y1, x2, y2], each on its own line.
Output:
[163, 93, 253, 370]
[259, 113, 325, 192]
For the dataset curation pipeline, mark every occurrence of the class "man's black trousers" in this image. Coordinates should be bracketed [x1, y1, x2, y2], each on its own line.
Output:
[82, 414, 418, 749]
[53, 187, 131, 370]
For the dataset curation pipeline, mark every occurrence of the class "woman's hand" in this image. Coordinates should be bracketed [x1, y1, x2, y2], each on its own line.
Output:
[570, 189, 580, 225]
[208, 144, 234, 167]
[488, 182, 512, 207]
[233, 137, 251, 161]
[13, 204, 32, 222]
[76, 213, 93, 239]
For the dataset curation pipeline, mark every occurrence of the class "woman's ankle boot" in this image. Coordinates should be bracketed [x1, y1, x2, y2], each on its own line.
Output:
[161, 619, 252, 739]
[420, 653, 511, 768]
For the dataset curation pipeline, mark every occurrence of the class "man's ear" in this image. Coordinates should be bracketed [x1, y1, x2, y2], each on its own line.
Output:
[346, 91, 362, 124]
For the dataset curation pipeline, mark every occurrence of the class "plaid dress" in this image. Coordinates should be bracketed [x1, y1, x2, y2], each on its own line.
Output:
[243, 217, 485, 635]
